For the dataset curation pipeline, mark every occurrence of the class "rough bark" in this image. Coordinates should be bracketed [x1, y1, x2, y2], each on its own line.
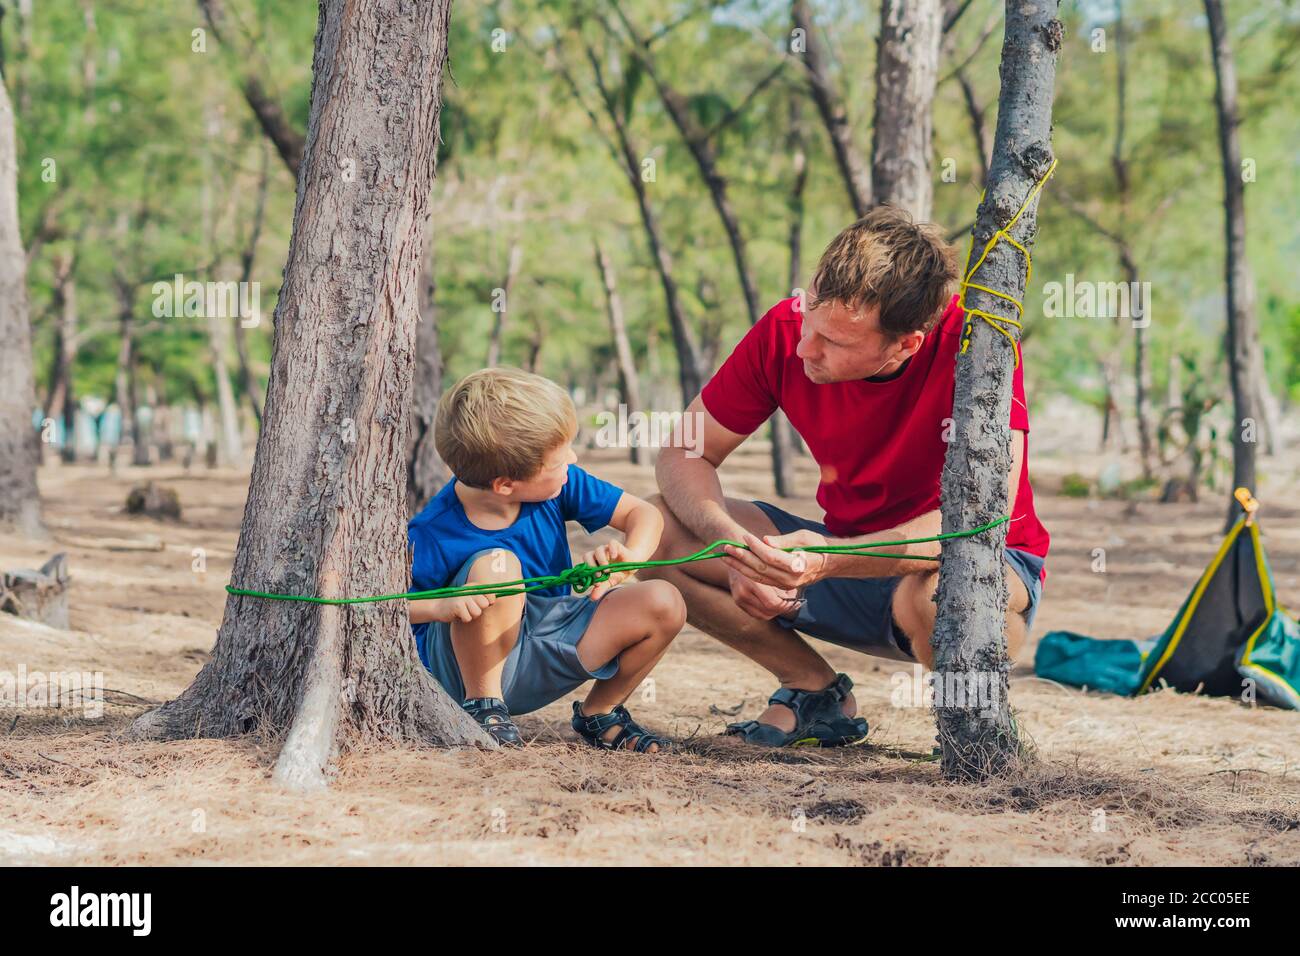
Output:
[594, 241, 647, 466]
[1204, 0, 1261, 530]
[932, 0, 1061, 781]
[406, 242, 449, 516]
[872, 0, 943, 221]
[128, 0, 489, 785]
[792, 0, 870, 217]
[0, 78, 44, 536]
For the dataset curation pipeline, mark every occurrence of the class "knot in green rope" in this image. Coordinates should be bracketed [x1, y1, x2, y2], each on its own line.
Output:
[558, 562, 607, 594]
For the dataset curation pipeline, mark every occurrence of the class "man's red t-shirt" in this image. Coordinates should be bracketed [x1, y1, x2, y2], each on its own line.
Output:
[700, 295, 1050, 563]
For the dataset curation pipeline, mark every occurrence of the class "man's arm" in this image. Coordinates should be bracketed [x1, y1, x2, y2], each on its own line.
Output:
[724, 430, 1027, 585]
[655, 395, 753, 544]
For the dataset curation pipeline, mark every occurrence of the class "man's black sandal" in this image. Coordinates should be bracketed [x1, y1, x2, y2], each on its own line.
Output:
[725, 673, 869, 748]
[571, 702, 668, 753]
[464, 697, 523, 747]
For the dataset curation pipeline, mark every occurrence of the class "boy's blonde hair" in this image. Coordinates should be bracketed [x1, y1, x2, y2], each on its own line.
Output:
[434, 367, 577, 489]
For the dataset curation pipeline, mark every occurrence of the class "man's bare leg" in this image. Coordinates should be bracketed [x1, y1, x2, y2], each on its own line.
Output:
[640, 494, 856, 733]
[891, 564, 1032, 670]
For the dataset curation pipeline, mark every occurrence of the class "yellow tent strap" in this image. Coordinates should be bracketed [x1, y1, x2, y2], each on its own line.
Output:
[957, 158, 1059, 368]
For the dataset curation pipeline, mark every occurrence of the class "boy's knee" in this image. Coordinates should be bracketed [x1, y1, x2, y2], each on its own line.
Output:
[639, 579, 687, 634]
[466, 548, 522, 584]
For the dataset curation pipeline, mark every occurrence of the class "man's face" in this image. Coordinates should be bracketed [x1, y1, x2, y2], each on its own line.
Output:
[795, 290, 922, 384]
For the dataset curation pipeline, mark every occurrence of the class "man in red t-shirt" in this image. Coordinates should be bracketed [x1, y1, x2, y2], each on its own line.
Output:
[644, 207, 1049, 747]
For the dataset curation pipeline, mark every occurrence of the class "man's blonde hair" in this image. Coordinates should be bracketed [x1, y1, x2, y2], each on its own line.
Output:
[434, 367, 577, 489]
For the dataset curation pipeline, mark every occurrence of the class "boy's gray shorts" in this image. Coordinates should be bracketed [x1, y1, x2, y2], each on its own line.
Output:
[752, 501, 1045, 663]
[423, 548, 617, 716]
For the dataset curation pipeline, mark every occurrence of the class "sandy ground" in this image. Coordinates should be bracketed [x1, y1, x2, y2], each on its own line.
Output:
[2, 429, 1299, 866]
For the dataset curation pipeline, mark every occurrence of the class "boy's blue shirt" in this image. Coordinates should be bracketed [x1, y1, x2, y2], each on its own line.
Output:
[407, 463, 624, 668]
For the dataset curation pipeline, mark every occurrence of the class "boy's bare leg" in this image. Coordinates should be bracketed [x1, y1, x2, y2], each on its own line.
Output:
[640, 495, 855, 734]
[450, 550, 526, 699]
[576, 579, 686, 751]
[891, 565, 1032, 670]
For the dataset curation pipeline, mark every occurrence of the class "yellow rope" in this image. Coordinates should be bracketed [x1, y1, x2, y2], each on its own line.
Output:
[957, 158, 1058, 368]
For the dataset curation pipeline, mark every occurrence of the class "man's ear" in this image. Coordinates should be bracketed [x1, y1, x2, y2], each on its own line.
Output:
[491, 476, 514, 496]
[898, 330, 925, 359]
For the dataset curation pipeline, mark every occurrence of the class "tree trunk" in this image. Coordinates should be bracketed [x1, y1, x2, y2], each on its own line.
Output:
[594, 242, 648, 466]
[932, 0, 1061, 781]
[560, 35, 705, 402]
[613, 9, 792, 494]
[46, 252, 79, 463]
[406, 243, 449, 517]
[128, 0, 489, 786]
[207, 311, 244, 467]
[792, 0, 870, 217]
[485, 231, 523, 367]
[198, 0, 306, 178]
[872, 0, 943, 221]
[785, 92, 809, 458]
[0, 78, 43, 535]
[1204, 0, 1261, 530]
[233, 143, 271, 430]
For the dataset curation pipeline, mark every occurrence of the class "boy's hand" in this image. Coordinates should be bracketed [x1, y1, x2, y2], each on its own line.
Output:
[579, 540, 636, 601]
[424, 593, 497, 623]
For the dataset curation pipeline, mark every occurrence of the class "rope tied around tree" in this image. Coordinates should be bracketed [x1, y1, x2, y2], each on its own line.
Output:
[224, 515, 1012, 605]
[957, 157, 1059, 368]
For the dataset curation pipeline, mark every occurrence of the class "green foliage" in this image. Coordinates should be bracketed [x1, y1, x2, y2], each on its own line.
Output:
[9, 0, 1297, 457]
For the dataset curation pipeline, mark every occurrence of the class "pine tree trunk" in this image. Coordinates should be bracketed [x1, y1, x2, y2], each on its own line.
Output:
[792, 0, 870, 217]
[932, 0, 1061, 781]
[872, 0, 943, 220]
[127, 0, 489, 785]
[595, 242, 648, 466]
[0, 79, 44, 536]
[406, 246, 449, 517]
[1204, 0, 1260, 530]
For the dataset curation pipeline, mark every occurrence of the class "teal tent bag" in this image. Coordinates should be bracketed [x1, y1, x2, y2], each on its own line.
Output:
[1035, 632, 1155, 696]
[1034, 499, 1299, 710]
[1237, 609, 1300, 710]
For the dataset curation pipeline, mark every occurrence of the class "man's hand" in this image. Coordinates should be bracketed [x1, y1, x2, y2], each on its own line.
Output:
[727, 566, 803, 621]
[722, 529, 829, 590]
[579, 540, 636, 602]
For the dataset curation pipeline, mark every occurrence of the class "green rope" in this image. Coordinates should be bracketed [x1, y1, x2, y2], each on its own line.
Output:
[223, 515, 1010, 605]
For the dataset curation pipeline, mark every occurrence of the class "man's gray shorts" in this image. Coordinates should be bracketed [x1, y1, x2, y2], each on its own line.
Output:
[422, 548, 617, 715]
[752, 501, 1045, 663]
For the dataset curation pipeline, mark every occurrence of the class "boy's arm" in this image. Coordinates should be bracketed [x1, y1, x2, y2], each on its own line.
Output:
[605, 491, 664, 562]
[578, 491, 664, 601]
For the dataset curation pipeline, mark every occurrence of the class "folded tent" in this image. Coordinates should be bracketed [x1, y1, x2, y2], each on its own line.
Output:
[1035, 490, 1300, 710]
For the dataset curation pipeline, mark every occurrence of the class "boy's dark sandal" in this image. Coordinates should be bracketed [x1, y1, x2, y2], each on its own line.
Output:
[571, 702, 668, 753]
[463, 697, 523, 747]
[725, 672, 869, 748]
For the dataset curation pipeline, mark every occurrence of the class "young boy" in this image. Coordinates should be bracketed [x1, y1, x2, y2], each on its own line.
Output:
[407, 367, 685, 752]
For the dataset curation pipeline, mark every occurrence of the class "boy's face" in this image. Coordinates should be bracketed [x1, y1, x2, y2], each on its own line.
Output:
[491, 435, 577, 502]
